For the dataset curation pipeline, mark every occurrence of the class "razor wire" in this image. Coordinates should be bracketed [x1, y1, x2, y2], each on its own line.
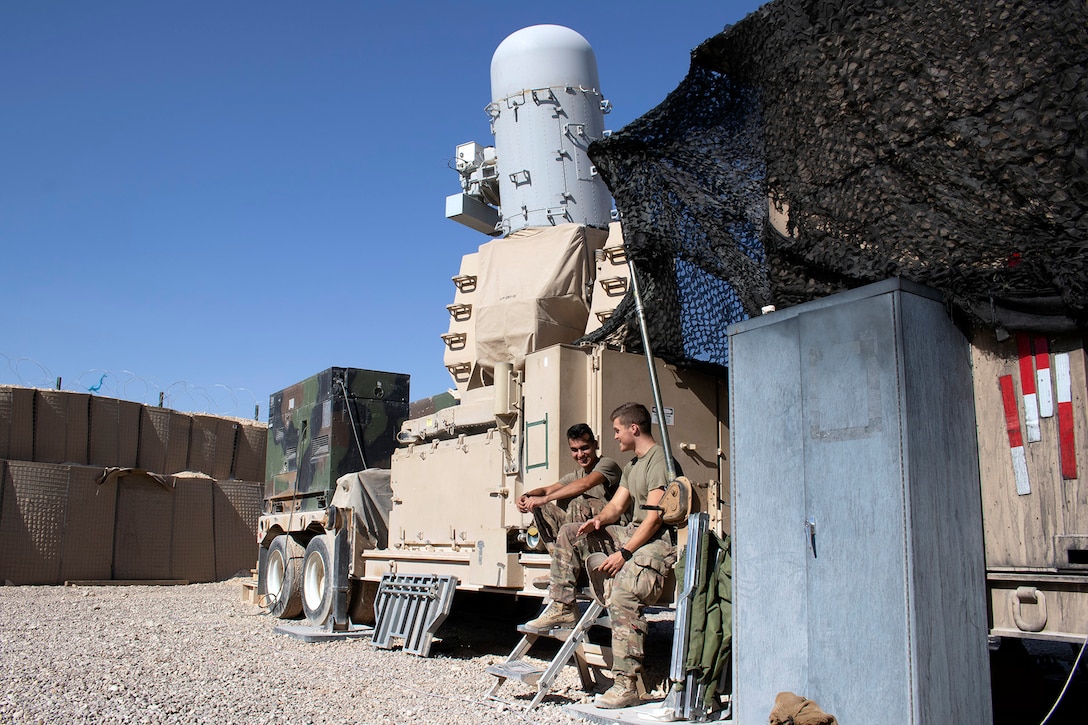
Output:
[0, 353, 262, 420]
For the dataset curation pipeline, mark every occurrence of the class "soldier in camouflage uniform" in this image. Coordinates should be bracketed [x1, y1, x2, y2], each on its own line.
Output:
[516, 423, 623, 550]
[524, 402, 676, 709]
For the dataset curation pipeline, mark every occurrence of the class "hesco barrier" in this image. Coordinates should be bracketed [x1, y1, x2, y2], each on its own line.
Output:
[0, 461, 263, 585]
[0, 386, 268, 585]
[582, 0, 1088, 369]
[0, 386, 266, 480]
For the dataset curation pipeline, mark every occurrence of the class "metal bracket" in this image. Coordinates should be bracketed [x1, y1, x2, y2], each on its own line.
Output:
[446, 303, 472, 321]
[452, 274, 477, 292]
[598, 276, 628, 296]
[445, 362, 471, 381]
[440, 332, 467, 350]
[601, 246, 627, 264]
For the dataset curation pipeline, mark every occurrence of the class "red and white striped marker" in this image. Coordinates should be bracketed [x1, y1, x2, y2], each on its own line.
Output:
[1017, 333, 1041, 442]
[1055, 353, 1077, 480]
[1000, 374, 1031, 495]
[1034, 335, 1054, 418]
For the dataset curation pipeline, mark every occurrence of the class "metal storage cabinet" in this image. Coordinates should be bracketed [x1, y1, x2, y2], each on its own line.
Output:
[729, 279, 992, 724]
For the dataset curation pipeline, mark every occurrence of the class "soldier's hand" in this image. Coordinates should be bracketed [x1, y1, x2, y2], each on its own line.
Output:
[598, 550, 625, 576]
[516, 495, 531, 513]
[524, 496, 547, 511]
[577, 517, 602, 536]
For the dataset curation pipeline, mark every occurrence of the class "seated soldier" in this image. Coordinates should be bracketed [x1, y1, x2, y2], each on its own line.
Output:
[523, 402, 677, 709]
[516, 423, 622, 551]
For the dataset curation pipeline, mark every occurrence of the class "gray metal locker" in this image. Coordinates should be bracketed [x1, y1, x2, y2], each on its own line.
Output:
[729, 278, 992, 724]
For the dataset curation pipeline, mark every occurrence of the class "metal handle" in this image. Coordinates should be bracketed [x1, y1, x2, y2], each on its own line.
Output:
[1011, 586, 1047, 632]
[805, 516, 818, 558]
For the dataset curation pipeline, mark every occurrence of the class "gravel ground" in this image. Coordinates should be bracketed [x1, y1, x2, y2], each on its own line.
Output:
[5, 579, 1088, 724]
[0, 579, 677, 725]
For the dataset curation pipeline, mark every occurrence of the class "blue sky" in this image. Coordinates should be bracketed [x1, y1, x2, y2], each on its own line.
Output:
[1, 1, 764, 420]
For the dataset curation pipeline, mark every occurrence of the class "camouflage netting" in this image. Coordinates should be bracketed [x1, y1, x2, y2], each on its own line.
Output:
[581, 0, 1088, 368]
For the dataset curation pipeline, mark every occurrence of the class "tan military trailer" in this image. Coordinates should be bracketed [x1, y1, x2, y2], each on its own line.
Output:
[254, 265, 730, 630]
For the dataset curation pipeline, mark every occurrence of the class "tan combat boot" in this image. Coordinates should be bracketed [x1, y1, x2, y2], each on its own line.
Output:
[523, 601, 578, 632]
[595, 675, 641, 709]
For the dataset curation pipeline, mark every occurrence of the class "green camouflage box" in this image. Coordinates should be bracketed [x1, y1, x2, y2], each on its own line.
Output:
[264, 368, 409, 514]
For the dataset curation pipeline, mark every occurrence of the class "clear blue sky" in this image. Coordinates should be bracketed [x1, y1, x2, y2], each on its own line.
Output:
[1, 0, 765, 420]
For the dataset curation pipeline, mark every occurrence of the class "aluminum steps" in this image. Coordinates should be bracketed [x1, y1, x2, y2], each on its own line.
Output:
[487, 598, 638, 711]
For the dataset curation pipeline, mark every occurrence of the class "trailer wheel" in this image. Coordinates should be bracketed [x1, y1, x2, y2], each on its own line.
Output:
[264, 535, 304, 619]
[302, 535, 334, 625]
[349, 579, 378, 626]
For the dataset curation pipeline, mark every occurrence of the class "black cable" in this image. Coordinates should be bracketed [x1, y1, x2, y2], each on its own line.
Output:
[338, 377, 369, 471]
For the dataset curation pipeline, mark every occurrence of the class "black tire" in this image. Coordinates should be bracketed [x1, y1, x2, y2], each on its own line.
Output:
[264, 535, 304, 619]
[302, 534, 334, 626]
[349, 579, 379, 626]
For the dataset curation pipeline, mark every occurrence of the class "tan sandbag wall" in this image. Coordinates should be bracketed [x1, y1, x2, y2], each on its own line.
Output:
[0, 386, 267, 585]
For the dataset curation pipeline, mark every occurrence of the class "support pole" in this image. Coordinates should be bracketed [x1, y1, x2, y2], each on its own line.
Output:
[626, 257, 676, 479]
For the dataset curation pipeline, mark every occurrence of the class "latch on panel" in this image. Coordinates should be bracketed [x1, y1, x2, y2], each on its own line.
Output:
[805, 516, 818, 558]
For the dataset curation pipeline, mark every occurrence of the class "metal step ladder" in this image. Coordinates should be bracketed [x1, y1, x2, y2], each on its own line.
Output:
[486, 599, 618, 711]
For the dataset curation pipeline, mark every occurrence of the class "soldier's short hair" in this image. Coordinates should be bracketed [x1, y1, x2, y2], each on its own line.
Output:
[610, 402, 651, 433]
[566, 423, 597, 444]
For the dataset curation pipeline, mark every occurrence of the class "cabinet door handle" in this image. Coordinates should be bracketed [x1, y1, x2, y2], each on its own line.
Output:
[805, 516, 818, 558]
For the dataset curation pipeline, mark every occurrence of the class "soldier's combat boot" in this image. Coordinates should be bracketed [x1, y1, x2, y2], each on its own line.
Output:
[523, 601, 578, 632]
[595, 676, 641, 709]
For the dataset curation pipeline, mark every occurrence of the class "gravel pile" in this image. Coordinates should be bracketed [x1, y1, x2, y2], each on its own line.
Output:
[0, 580, 677, 725]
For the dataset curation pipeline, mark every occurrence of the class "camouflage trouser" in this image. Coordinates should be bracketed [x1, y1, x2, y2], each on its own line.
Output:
[532, 496, 607, 546]
[548, 522, 675, 678]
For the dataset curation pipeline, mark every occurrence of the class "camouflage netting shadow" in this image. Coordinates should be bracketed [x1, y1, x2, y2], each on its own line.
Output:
[581, 0, 1088, 368]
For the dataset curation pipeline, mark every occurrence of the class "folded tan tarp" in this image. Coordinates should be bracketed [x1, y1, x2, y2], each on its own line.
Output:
[473, 224, 608, 373]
